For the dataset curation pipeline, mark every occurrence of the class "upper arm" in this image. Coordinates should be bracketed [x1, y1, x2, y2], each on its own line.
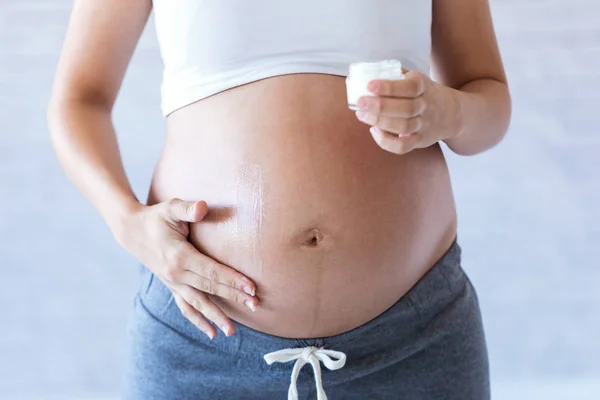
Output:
[50, 0, 152, 109]
[431, 0, 507, 89]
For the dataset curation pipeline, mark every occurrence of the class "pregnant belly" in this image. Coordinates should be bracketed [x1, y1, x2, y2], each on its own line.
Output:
[147, 74, 458, 338]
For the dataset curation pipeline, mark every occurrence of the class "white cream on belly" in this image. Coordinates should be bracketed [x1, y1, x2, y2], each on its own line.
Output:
[235, 164, 265, 277]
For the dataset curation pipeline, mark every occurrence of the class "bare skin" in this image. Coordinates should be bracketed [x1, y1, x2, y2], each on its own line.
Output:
[150, 73, 458, 338]
[48, 0, 510, 340]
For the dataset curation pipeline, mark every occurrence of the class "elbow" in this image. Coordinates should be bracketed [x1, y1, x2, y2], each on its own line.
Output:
[497, 84, 513, 139]
[496, 82, 513, 141]
[485, 88, 513, 152]
[46, 90, 112, 138]
[47, 98, 74, 146]
[447, 121, 511, 156]
[445, 125, 510, 157]
[449, 129, 508, 156]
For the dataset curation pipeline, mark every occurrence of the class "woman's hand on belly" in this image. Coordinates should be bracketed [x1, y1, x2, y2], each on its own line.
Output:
[116, 198, 259, 339]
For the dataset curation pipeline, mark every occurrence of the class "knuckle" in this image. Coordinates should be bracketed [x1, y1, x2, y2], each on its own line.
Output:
[409, 80, 419, 96]
[372, 111, 381, 126]
[208, 267, 219, 282]
[413, 117, 423, 132]
[410, 78, 423, 96]
[417, 78, 426, 95]
[192, 297, 204, 312]
[416, 98, 427, 114]
[232, 288, 240, 303]
[165, 264, 180, 282]
[399, 120, 410, 134]
[202, 277, 211, 293]
[409, 99, 420, 116]
[173, 251, 186, 268]
[371, 97, 381, 113]
[406, 120, 416, 134]
[399, 100, 411, 116]
[200, 277, 216, 295]
[169, 244, 187, 267]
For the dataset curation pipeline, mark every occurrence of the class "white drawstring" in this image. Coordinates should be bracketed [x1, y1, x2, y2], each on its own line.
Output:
[264, 346, 347, 400]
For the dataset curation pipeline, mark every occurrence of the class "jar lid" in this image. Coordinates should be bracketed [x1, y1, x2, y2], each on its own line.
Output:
[348, 59, 403, 78]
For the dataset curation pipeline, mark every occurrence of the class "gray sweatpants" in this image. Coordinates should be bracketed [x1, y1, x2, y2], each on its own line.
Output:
[122, 239, 490, 399]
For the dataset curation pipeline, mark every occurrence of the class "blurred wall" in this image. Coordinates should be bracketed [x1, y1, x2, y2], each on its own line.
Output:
[0, 1, 598, 398]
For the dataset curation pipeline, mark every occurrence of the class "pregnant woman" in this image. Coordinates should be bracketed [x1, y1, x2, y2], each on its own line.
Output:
[48, 0, 511, 399]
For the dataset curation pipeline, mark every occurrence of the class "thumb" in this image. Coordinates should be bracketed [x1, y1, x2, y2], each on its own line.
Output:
[165, 198, 208, 223]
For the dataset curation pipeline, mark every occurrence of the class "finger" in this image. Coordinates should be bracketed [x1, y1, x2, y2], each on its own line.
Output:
[172, 291, 217, 339]
[175, 269, 259, 311]
[370, 127, 420, 155]
[356, 96, 426, 119]
[368, 72, 425, 98]
[171, 242, 258, 296]
[375, 116, 423, 137]
[175, 284, 237, 337]
[164, 198, 208, 223]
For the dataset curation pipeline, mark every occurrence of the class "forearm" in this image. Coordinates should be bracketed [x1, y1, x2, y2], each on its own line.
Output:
[47, 100, 142, 236]
[443, 78, 512, 156]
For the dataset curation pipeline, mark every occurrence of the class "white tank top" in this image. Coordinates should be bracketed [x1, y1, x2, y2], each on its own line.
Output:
[152, 0, 433, 116]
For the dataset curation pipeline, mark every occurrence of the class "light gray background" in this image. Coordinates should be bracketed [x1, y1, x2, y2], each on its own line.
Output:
[1, 0, 599, 399]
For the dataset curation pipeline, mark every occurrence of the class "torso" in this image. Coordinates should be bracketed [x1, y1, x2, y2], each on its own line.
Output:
[147, 74, 457, 338]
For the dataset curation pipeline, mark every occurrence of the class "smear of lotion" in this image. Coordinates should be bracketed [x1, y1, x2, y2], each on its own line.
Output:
[235, 164, 264, 277]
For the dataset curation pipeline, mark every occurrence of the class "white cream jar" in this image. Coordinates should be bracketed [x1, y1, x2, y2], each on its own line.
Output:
[346, 60, 405, 110]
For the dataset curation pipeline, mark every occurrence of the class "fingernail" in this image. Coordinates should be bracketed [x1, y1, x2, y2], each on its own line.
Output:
[245, 300, 257, 312]
[242, 285, 255, 296]
[206, 331, 215, 340]
[241, 277, 256, 296]
[368, 81, 380, 93]
[221, 324, 230, 336]
[356, 110, 368, 121]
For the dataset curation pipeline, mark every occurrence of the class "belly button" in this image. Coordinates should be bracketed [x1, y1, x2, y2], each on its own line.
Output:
[303, 228, 325, 247]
